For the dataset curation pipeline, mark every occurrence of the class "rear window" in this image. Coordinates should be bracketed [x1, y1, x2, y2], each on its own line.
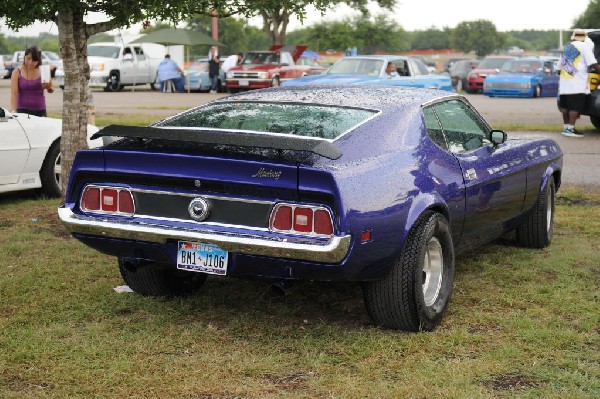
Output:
[155, 102, 376, 140]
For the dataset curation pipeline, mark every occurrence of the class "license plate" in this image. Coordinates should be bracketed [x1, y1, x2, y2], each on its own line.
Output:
[239, 79, 249, 86]
[177, 241, 228, 275]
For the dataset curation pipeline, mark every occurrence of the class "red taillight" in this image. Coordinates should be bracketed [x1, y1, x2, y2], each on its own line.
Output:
[272, 205, 292, 230]
[118, 190, 135, 214]
[270, 204, 334, 236]
[314, 209, 333, 235]
[81, 186, 135, 215]
[82, 187, 100, 211]
[293, 207, 313, 233]
[101, 189, 118, 212]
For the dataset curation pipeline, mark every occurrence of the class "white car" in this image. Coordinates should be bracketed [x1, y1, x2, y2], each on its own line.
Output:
[0, 107, 103, 197]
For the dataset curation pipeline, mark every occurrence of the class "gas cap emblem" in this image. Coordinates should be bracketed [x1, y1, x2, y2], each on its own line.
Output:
[188, 197, 210, 221]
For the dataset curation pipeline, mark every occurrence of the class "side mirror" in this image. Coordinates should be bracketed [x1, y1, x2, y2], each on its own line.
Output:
[490, 129, 507, 146]
[123, 53, 134, 62]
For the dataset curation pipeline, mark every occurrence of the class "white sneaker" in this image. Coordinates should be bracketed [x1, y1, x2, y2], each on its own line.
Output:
[561, 128, 584, 138]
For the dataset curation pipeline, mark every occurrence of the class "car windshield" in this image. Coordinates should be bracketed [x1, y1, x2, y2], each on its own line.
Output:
[156, 102, 376, 140]
[88, 46, 120, 58]
[478, 58, 513, 69]
[327, 58, 385, 76]
[500, 60, 543, 73]
[242, 52, 280, 65]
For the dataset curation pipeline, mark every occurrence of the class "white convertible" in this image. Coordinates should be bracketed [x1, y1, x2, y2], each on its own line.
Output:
[0, 107, 103, 197]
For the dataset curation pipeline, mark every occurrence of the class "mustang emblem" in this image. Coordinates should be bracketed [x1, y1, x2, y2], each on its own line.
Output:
[252, 167, 282, 179]
[188, 197, 210, 221]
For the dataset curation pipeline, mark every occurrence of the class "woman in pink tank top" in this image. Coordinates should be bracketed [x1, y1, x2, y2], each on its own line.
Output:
[10, 45, 54, 117]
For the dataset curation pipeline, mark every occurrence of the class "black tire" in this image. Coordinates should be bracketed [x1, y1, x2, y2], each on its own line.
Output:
[516, 178, 555, 248]
[118, 258, 207, 297]
[40, 140, 62, 198]
[363, 211, 455, 331]
[590, 115, 600, 130]
[533, 84, 541, 98]
[271, 76, 280, 87]
[106, 72, 121, 92]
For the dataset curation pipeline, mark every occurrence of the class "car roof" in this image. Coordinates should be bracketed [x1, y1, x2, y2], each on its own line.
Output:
[216, 85, 456, 111]
[339, 55, 413, 61]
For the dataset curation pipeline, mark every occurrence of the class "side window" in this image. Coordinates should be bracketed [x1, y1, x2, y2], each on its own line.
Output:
[394, 59, 409, 76]
[432, 100, 490, 153]
[134, 47, 146, 61]
[409, 59, 429, 76]
[422, 106, 448, 150]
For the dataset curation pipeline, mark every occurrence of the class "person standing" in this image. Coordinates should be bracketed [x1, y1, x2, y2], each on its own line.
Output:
[208, 46, 220, 93]
[10, 45, 53, 117]
[557, 29, 600, 137]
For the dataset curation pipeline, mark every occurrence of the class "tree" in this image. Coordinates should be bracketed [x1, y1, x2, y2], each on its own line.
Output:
[1, 1, 329, 194]
[249, 0, 397, 45]
[574, 0, 600, 28]
[451, 20, 506, 57]
[186, 16, 269, 55]
[410, 28, 452, 50]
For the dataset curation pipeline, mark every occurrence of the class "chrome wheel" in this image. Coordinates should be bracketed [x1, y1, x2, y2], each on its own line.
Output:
[422, 237, 443, 306]
[53, 151, 62, 190]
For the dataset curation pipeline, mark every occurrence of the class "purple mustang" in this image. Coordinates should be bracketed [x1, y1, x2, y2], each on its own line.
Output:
[58, 86, 563, 331]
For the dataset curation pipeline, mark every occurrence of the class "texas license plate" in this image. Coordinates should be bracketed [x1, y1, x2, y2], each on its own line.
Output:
[177, 241, 228, 275]
[239, 79, 249, 86]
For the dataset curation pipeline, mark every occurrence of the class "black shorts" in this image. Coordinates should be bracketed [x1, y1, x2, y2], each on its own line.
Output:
[558, 94, 587, 113]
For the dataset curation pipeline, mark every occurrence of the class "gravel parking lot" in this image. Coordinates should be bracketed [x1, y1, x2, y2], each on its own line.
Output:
[1, 79, 598, 187]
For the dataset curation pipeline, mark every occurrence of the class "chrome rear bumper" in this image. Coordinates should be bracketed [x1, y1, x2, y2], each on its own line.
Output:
[58, 207, 351, 263]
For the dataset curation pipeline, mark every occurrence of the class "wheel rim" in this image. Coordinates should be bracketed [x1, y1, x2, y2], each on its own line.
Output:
[53, 152, 62, 189]
[422, 237, 444, 307]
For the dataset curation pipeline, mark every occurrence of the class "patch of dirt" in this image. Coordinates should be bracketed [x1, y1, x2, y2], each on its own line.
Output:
[265, 371, 314, 391]
[487, 374, 542, 392]
[556, 196, 600, 207]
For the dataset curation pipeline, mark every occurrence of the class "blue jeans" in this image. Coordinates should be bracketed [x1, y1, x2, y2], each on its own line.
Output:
[209, 74, 219, 92]
[161, 77, 184, 92]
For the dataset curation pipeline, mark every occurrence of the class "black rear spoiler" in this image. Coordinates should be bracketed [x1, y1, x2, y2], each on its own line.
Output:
[91, 125, 342, 160]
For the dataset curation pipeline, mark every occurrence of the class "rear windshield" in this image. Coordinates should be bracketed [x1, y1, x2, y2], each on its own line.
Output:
[155, 102, 376, 140]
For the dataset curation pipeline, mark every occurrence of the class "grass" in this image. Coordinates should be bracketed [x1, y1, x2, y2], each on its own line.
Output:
[1, 187, 599, 398]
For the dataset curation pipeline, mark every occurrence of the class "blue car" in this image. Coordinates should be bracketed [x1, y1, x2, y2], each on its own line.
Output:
[184, 58, 226, 92]
[58, 86, 562, 331]
[483, 57, 559, 98]
[282, 55, 453, 91]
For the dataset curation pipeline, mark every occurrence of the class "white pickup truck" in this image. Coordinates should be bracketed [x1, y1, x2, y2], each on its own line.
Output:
[56, 42, 163, 91]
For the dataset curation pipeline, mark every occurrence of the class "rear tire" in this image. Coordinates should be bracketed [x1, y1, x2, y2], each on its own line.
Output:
[363, 211, 455, 331]
[40, 140, 62, 198]
[118, 258, 207, 296]
[516, 178, 555, 248]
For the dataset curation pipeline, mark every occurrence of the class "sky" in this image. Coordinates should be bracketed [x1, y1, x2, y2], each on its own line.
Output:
[0, 0, 593, 38]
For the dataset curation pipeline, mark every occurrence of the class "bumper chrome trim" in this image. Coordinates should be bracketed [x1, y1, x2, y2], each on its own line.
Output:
[58, 207, 351, 263]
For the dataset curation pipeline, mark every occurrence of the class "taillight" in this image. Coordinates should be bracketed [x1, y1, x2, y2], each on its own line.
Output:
[81, 185, 135, 216]
[270, 203, 334, 237]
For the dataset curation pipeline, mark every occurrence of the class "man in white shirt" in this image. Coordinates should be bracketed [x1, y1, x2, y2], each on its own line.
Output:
[557, 29, 600, 137]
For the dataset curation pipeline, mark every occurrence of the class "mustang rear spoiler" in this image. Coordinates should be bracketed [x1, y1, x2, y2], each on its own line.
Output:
[91, 125, 342, 160]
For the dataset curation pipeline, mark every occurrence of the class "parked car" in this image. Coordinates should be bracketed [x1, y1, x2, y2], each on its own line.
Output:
[225, 45, 309, 91]
[483, 57, 559, 98]
[282, 55, 453, 91]
[0, 55, 7, 79]
[296, 55, 327, 75]
[0, 54, 15, 79]
[184, 58, 226, 92]
[467, 56, 517, 93]
[0, 107, 102, 197]
[58, 86, 563, 332]
[449, 59, 480, 91]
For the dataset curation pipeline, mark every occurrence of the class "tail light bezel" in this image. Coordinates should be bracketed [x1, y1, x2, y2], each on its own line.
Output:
[80, 184, 135, 216]
[269, 203, 335, 237]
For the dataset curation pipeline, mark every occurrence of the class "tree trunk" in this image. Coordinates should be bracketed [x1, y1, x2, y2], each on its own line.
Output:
[261, 8, 290, 46]
[57, 10, 91, 196]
